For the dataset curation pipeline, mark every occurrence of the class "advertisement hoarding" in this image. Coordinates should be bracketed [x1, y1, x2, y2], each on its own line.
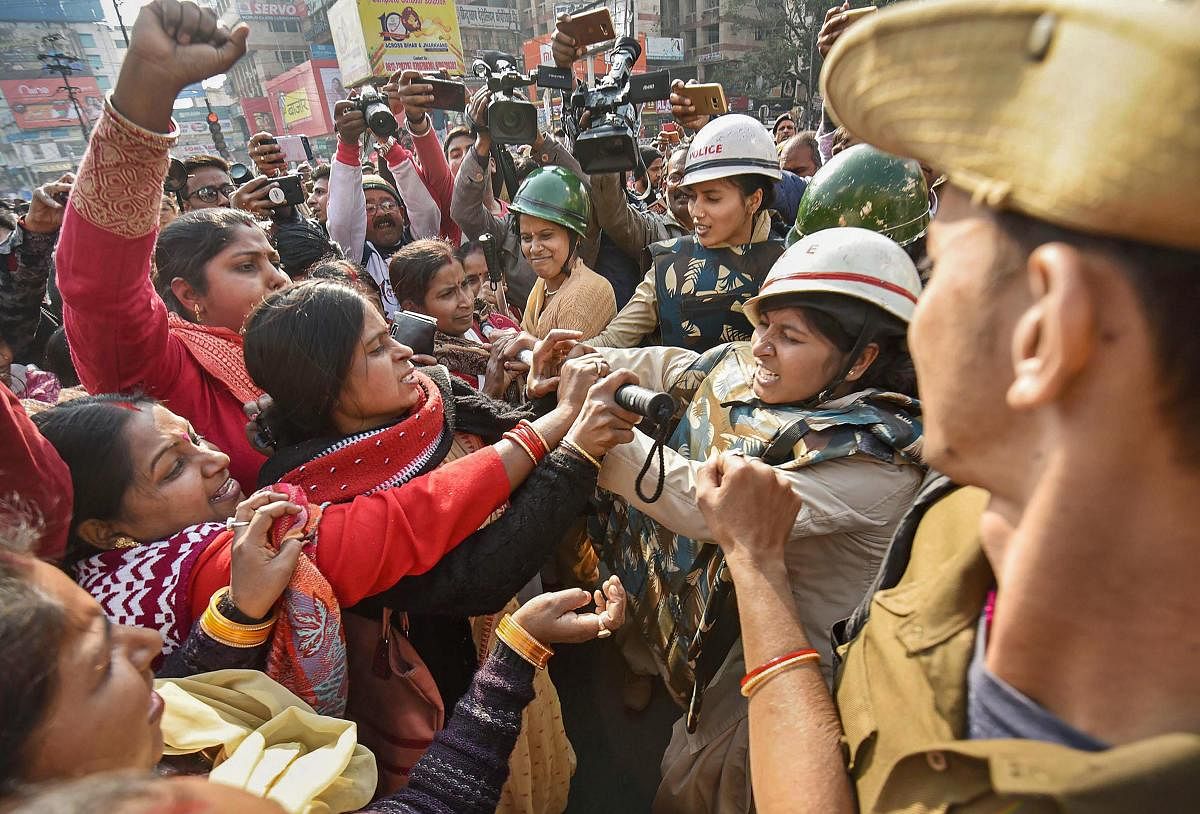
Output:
[0, 76, 103, 131]
[240, 97, 277, 133]
[318, 67, 345, 123]
[645, 36, 683, 62]
[329, 0, 466, 84]
[263, 60, 339, 136]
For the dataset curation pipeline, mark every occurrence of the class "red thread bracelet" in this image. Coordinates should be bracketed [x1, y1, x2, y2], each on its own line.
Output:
[741, 648, 820, 690]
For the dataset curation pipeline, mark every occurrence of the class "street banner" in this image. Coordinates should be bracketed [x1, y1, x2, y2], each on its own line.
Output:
[0, 76, 103, 131]
[329, 0, 466, 85]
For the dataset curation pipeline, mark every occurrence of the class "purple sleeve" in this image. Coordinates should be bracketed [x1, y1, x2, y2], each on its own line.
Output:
[365, 642, 537, 814]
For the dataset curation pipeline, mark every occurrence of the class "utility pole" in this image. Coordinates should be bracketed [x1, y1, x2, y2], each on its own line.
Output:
[37, 34, 91, 142]
[113, 0, 131, 48]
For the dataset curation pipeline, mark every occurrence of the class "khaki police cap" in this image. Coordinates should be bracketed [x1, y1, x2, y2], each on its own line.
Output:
[821, 0, 1200, 251]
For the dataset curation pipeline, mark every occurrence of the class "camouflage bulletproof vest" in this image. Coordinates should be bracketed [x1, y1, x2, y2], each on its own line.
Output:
[650, 235, 784, 353]
[591, 342, 923, 710]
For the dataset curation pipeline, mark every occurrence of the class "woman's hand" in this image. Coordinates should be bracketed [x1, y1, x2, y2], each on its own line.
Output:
[524, 328, 584, 398]
[696, 452, 801, 568]
[555, 352, 612, 414]
[242, 395, 275, 455]
[23, 173, 74, 234]
[512, 576, 626, 645]
[669, 79, 711, 133]
[564, 368, 642, 458]
[112, 0, 249, 133]
[482, 337, 516, 398]
[248, 132, 287, 177]
[227, 490, 305, 620]
[490, 330, 529, 377]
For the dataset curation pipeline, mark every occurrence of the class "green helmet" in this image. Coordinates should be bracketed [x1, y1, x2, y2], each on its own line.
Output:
[788, 144, 930, 248]
[509, 166, 591, 238]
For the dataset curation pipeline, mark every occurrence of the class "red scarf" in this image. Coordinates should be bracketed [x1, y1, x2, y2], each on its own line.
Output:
[282, 372, 448, 501]
[166, 311, 263, 404]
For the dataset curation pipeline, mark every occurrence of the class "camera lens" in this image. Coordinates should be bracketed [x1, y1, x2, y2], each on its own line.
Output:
[229, 163, 253, 186]
[367, 106, 398, 138]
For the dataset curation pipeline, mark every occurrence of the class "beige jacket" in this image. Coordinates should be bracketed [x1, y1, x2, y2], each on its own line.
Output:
[596, 345, 923, 678]
[595, 346, 923, 814]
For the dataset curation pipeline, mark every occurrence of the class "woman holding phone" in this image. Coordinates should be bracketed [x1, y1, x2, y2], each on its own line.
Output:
[390, 238, 526, 402]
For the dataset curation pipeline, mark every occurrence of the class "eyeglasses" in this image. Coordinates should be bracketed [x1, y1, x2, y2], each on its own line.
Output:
[365, 201, 400, 215]
[188, 184, 235, 203]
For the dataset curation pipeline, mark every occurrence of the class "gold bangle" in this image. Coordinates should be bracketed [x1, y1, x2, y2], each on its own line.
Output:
[199, 587, 276, 648]
[560, 438, 602, 470]
[740, 652, 821, 698]
[495, 613, 554, 670]
[503, 431, 539, 466]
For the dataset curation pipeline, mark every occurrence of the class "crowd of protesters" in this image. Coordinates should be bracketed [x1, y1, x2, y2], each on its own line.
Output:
[0, 0, 1196, 812]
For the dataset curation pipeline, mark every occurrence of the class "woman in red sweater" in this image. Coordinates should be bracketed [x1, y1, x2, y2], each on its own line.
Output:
[55, 11, 286, 488]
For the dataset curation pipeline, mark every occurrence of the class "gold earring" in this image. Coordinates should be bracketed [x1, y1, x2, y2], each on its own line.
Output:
[114, 535, 139, 549]
[193, 304, 203, 323]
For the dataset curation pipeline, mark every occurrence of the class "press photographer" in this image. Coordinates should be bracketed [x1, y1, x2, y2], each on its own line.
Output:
[326, 84, 442, 317]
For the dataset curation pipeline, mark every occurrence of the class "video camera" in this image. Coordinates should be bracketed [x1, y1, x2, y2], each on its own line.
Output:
[564, 37, 671, 174]
[472, 50, 573, 145]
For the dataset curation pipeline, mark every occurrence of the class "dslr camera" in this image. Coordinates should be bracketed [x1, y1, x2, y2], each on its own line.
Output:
[472, 51, 573, 145]
[564, 37, 671, 174]
[354, 85, 398, 140]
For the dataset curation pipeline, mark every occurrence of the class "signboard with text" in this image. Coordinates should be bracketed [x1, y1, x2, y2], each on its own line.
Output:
[0, 76, 103, 130]
[234, 0, 309, 19]
[457, 4, 519, 30]
[329, 0, 466, 85]
[263, 60, 339, 136]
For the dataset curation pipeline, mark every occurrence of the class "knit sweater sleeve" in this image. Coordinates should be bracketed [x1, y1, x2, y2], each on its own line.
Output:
[366, 642, 536, 814]
[359, 449, 598, 616]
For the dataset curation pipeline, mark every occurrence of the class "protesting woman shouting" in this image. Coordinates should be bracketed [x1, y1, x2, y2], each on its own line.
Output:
[241, 278, 639, 812]
[55, 0, 274, 487]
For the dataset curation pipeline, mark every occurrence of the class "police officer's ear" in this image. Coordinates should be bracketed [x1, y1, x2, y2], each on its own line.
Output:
[1006, 243, 1095, 411]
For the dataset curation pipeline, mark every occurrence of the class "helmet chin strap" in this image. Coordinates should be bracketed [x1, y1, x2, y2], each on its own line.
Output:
[803, 310, 879, 409]
[560, 233, 581, 277]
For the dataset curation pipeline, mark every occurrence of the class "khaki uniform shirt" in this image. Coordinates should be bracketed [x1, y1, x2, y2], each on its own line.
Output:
[835, 485, 1200, 812]
[596, 345, 923, 680]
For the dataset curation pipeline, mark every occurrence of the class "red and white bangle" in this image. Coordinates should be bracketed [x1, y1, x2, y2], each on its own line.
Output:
[740, 648, 821, 698]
